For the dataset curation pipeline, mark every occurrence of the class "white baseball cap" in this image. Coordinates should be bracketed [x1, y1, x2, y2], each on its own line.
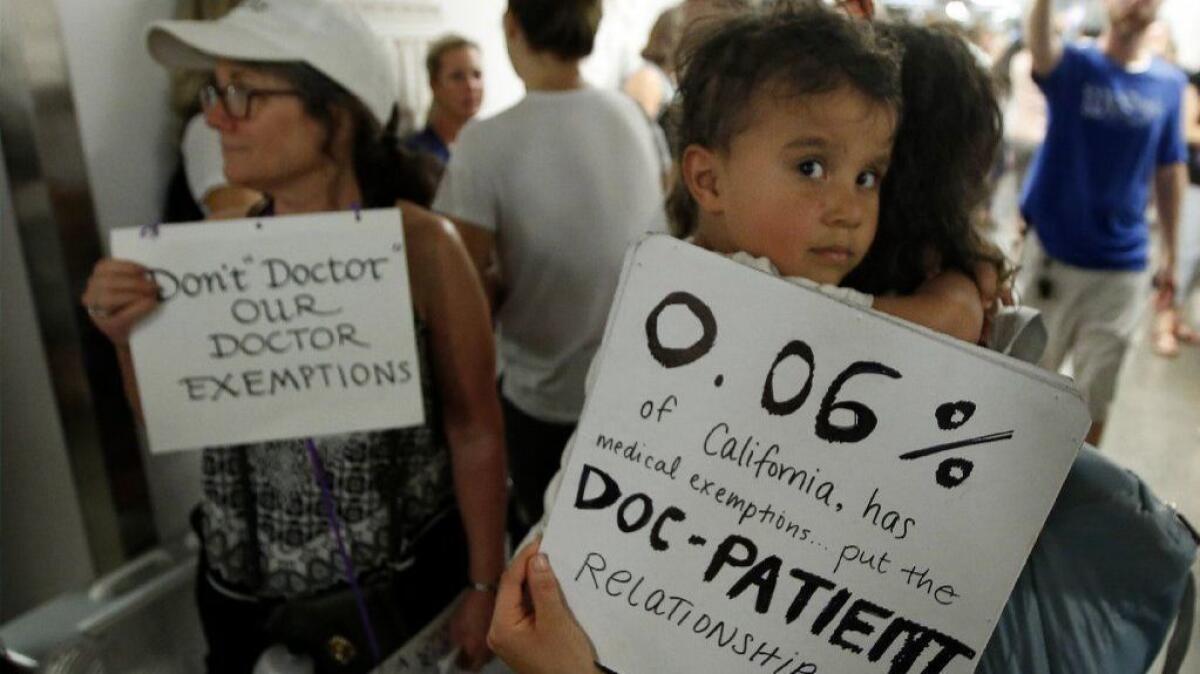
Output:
[147, 0, 398, 127]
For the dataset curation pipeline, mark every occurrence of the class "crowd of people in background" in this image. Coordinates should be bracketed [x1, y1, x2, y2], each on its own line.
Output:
[76, 0, 1197, 671]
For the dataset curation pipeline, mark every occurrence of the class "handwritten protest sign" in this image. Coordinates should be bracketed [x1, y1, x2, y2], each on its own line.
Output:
[542, 236, 1089, 674]
[111, 209, 423, 453]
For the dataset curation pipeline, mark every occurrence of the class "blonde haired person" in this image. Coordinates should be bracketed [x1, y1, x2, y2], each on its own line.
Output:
[405, 34, 484, 165]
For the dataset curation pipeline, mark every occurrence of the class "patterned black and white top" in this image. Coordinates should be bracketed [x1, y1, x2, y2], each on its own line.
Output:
[199, 324, 453, 598]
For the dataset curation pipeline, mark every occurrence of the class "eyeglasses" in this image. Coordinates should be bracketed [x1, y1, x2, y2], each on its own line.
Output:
[199, 82, 301, 120]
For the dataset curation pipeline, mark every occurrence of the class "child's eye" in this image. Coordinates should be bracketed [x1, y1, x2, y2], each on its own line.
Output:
[797, 160, 826, 179]
[857, 170, 881, 189]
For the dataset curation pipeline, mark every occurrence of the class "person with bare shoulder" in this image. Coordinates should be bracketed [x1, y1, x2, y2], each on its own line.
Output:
[81, 1, 504, 671]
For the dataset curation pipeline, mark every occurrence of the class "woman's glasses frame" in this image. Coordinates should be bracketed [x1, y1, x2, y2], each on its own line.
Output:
[199, 81, 302, 120]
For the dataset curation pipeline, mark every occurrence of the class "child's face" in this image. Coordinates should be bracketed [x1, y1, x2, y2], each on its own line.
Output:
[687, 85, 895, 285]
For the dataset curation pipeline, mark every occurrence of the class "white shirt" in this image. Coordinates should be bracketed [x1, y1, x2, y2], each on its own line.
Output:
[433, 87, 668, 423]
[181, 114, 226, 213]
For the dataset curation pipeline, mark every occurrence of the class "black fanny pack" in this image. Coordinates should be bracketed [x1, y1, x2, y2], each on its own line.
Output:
[262, 507, 467, 673]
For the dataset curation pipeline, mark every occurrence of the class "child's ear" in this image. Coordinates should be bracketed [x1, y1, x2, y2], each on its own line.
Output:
[681, 144, 723, 215]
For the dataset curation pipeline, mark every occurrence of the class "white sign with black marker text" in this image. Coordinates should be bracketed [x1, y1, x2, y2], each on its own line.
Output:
[112, 208, 424, 453]
[542, 235, 1089, 674]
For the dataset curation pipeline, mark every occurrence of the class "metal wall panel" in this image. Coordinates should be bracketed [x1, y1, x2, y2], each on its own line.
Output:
[1, 0, 156, 572]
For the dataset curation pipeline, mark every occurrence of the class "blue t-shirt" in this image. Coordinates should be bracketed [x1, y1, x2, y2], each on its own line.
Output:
[404, 126, 450, 165]
[1020, 44, 1186, 270]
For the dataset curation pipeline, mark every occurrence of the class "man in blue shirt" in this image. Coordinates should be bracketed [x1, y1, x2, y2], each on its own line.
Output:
[405, 34, 484, 165]
[1019, 0, 1186, 445]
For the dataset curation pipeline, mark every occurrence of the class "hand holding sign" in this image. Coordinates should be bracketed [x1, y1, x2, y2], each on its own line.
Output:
[82, 257, 162, 345]
[542, 236, 1088, 674]
[488, 538, 601, 674]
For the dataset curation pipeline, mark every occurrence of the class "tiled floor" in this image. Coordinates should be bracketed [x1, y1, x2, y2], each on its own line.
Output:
[1102, 295, 1200, 674]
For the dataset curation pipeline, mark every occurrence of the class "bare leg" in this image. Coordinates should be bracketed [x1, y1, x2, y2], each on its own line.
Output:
[1086, 420, 1105, 447]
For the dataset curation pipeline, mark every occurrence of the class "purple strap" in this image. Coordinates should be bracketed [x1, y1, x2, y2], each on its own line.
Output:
[304, 438, 382, 664]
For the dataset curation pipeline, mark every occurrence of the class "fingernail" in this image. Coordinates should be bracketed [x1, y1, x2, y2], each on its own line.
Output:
[532, 553, 550, 572]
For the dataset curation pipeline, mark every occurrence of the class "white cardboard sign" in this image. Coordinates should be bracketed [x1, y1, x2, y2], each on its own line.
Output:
[111, 209, 424, 453]
[542, 236, 1089, 674]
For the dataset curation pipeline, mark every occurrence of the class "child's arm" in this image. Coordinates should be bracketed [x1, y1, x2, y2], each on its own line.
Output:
[871, 269, 987, 343]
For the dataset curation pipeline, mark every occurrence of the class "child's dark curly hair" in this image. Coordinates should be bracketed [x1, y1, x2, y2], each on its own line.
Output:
[665, 1, 903, 236]
[841, 22, 1007, 295]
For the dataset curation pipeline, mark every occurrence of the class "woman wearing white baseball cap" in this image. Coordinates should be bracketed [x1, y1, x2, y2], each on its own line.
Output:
[80, 1, 506, 671]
